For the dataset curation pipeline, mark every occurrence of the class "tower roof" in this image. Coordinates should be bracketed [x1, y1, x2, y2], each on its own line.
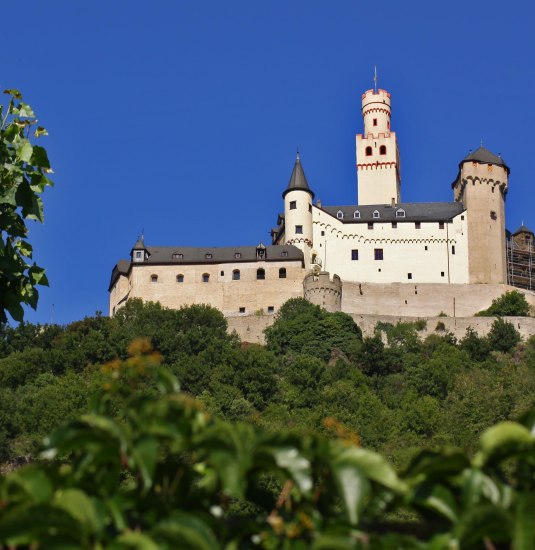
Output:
[513, 224, 533, 235]
[131, 238, 146, 250]
[461, 146, 510, 174]
[282, 153, 314, 199]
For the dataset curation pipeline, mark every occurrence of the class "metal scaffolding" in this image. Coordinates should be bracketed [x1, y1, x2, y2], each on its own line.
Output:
[507, 240, 535, 291]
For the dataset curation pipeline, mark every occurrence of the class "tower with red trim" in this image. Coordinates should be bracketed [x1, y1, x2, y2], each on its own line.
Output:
[356, 89, 401, 205]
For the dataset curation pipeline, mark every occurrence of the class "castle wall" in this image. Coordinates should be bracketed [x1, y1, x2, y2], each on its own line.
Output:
[312, 207, 469, 284]
[110, 260, 306, 317]
[227, 312, 535, 345]
[303, 272, 342, 312]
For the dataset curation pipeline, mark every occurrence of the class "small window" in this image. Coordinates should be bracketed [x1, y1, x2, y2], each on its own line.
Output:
[289, 200, 297, 210]
[239, 307, 245, 314]
[135, 251, 142, 259]
[425, 246, 428, 251]
[490, 211, 497, 220]
[321, 231, 325, 236]
[415, 222, 421, 229]
[492, 186, 495, 193]
[257, 268, 265, 280]
[441, 272, 445, 277]
[379, 145, 387, 155]
[353, 210, 360, 219]
[308, 204, 312, 212]
[373, 118, 377, 126]
[173, 253, 183, 259]
[396, 209, 405, 218]
[177, 274, 184, 283]
[205, 253, 212, 259]
[461, 215, 465, 220]
[373, 210, 380, 219]
[365, 146, 373, 156]
[151, 274, 158, 283]
[387, 120, 390, 129]
[220, 271, 224, 276]
[281, 251, 288, 257]
[368, 222, 374, 230]
[202, 273, 210, 283]
[452, 245, 456, 255]
[392, 222, 398, 229]
[351, 249, 359, 261]
[295, 225, 303, 234]
[234, 252, 241, 259]
[279, 268, 286, 279]
[439, 222, 445, 229]
[267, 306, 275, 313]
[408, 273, 412, 280]
[233, 269, 240, 280]
[337, 210, 344, 219]
[374, 248, 384, 261]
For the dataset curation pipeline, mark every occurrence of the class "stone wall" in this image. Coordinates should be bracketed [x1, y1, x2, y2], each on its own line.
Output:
[228, 312, 535, 345]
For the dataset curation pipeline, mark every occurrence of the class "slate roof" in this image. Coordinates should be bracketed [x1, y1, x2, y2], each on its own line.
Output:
[282, 154, 314, 199]
[321, 202, 465, 223]
[109, 245, 304, 290]
[131, 238, 145, 250]
[462, 146, 509, 173]
[514, 224, 534, 235]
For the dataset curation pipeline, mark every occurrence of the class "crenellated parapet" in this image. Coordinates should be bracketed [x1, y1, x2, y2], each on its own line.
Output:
[303, 271, 342, 312]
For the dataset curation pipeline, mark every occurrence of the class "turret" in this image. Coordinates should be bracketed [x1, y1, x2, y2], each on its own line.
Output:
[131, 237, 149, 263]
[282, 152, 314, 267]
[452, 146, 509, 284]
[356, 88, 401, 205]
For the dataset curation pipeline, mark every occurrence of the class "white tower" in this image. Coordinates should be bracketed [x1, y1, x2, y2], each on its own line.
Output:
[356, 88, 401, 205]
[283, 152, 314, 267]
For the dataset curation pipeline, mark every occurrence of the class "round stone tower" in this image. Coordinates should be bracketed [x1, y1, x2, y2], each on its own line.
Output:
[303, 272, 342, 312]
[283, 152, 314, 267]
[452, 146, 509, 284]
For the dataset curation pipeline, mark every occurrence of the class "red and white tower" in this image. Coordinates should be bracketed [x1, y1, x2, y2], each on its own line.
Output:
[356, 88, 401, 205]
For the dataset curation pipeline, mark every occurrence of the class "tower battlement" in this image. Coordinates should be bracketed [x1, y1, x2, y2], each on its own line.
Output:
[303, 272, 342, 313]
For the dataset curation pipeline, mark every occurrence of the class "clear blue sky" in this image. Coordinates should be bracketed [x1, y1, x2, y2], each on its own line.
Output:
[3, 0, 534, 324]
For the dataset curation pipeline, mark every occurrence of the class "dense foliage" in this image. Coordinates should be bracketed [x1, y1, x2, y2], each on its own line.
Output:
[0, 90, 53, 322]
[1, 340, 535, 548]
[476, 290, 531, 317]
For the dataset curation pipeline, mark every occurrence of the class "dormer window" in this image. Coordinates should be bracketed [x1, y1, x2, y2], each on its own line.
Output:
[281, 251, 288, 257]
[353, 210, 360, 219]
[365, 146, 372, 156]
[396, 209, 405, 218]
[379, 145, 387, 155]
[256, 243, 267, 260]
[205, 253, 212, 259]
[373, 210, 380, 219]
[234, 252, 241, 259]
[135, 251, 142, 259]
[336, 210, 344, 220]
[173, 253, 183, 259]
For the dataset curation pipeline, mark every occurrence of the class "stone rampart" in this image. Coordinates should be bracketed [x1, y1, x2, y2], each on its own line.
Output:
[303, 272, 342, 312]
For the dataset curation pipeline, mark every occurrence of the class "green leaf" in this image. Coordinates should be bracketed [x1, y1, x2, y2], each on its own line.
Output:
[31, 145, 51, 169]
[4, 89, 22, 99]
[474, 421, 533, 467]
[270, 445, 312, 494]
[54, 488, 104, 534]
[331, 458, 370, 525]
[151, 513, 219, 550]
[7, 466, 53, 503]
[17, 141, 33, 163]
[131, 437, 159, 491]
[411, 484, 459, 522]
[111, 532, 160, 549]
[513, 493, 535, 550]
[17, 102, 35, 118]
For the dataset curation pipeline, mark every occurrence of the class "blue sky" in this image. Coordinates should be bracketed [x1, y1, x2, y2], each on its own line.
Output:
[3, 0, 534, 324]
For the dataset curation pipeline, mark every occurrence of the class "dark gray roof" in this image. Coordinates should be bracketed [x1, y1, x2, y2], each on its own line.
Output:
[132, 238, 146, 250]
[461, 146, 510, 174]
[109, 259, 131, 290]
[514, 224, 533, 235]
[282, 154, 314, 199]
[134, 244, 303, 265]
[321, 202, 465, 223]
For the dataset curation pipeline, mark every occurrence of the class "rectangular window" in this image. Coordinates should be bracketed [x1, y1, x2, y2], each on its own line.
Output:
[205, 253, 212, 259]
[281, 251, 288, 257]
[408, 273, 412, 280]
[368, 222, 374, 230]
[374, 248, 384, 260]
[309, 204, 312, 212]
[289, 200, 297, 210]
[321, 231, 325, 236]
[173, 253, 183, 259]
[452, 245, 456, 255]
[295, 225, 303, 234]
[439, 222, 445, 229]
[234, 252, 241, 259]
[220, 271, 224, 276]
[135, 251, 142, 258]
[391, 222, 397, 229]
[461, 215, 465, 220]
[490, 210, 497, 220]
[351, 249, 359, 261]
[425, 246, 428, 251]
[239, 307, 245, 313]
[373, 118, 377, 126]
[267, 306, 274, 313]
[415, 222, 421, 229]
[177, 274, 184, 283]
[441, 272, 445, 277]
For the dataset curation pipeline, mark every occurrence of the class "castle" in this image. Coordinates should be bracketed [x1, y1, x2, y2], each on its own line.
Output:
[109, 84, 535, 320]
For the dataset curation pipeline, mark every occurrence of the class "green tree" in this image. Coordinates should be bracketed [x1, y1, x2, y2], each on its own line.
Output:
[0, 90, 53, 322]
[487, 317, 521, 353]
[476, 290, 531, 317]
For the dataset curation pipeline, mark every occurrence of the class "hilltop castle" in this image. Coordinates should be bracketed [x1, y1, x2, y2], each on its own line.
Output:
[109, 85, 535, 319]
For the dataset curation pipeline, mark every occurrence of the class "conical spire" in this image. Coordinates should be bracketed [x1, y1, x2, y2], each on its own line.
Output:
[282, 151, 314, 199]
[461, 146, 510, 174]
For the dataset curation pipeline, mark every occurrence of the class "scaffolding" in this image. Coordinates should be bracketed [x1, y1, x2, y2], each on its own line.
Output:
[507, 239, 535, 291]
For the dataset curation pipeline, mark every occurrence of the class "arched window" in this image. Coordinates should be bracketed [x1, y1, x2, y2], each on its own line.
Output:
[373, 210, 380, 219]
[202, 273, 210, 283]
[232, 269, 240, 280]
[379, 145, 387, 155]
[279, 268, 286, 279]
[176, 274, 184, 283]
[150, 274, 158, 283]
[365, 146, 372, 156]
[396, 208, 405, 218]
[336, 210, 344, 219]
[257, 268, 265, 280]
[353, 210, 360, 219]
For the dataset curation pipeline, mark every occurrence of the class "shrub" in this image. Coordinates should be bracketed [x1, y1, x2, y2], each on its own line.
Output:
[476, 290, 531, 317]
[487, 317, 521, 352]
